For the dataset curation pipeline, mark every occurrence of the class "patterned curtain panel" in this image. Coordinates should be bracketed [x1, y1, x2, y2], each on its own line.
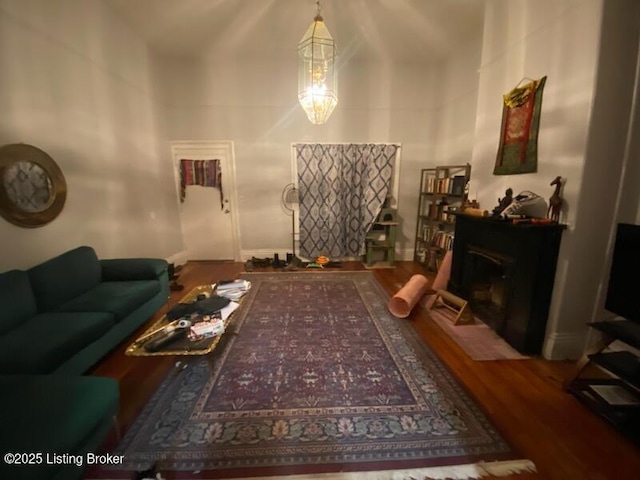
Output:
[180, 159, 223, 207]
[296, 144, 398, 259]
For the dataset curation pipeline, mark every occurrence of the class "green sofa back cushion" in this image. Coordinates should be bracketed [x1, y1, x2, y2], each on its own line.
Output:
[101, 258, 167, 280]
[57, 280, 161, 322]
[28, 246, 102, 312]
[0, 270, 37, 335]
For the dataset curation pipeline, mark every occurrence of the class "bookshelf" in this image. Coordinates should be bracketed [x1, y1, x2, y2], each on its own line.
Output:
[414, 164, 471, 271]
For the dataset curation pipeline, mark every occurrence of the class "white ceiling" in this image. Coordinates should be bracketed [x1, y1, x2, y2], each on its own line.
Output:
[106, 0, 485, 63]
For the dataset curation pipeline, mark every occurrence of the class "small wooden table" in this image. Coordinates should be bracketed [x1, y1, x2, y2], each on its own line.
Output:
[125, 284, 238, 357]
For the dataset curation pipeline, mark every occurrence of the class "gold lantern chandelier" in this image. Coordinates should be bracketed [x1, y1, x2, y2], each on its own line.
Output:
[298, 0, 338, 124]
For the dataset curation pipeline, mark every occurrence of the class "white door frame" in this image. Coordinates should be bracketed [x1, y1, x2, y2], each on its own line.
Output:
[170, 140, 242, 262]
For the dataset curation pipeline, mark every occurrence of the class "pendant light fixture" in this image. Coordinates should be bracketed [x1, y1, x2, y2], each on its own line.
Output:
[298, 0, 338, 124]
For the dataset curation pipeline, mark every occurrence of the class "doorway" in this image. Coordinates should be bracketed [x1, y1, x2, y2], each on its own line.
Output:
[171, 141, 241, 261]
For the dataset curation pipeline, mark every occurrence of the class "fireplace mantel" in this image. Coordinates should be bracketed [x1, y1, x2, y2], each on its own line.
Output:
[448, 214, 566, 354]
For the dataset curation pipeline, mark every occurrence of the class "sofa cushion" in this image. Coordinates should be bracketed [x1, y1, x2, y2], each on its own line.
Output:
[101, 257, 168, 281]
[0, 270, 37, 335]
[0, 374, 119, 480]
[0, 312, 114, 374]
[56, 280, 161, 322]
[28, 246, 102, 312]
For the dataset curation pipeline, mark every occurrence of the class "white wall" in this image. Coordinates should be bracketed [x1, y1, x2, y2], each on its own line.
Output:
[471, 0, 640, 359]
[158, 56, 448, 259]
[435, 37, 482, 168]
[0, 0, 183, 271]
[571, 0, 640, 349]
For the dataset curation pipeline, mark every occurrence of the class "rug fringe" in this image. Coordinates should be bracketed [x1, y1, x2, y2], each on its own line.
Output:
[88, 460, 536, 480]
[392, 459, 537, 479]
[191, 459, 536, 480]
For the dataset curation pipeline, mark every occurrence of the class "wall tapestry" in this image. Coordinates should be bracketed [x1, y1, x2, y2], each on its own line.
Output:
[494, 76, 547, 175]
[179, 159, 223, 207]
[295, 143, 398, 259]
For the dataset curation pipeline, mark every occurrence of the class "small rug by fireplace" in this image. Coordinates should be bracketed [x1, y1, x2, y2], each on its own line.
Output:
[427, 306, 529, 361]
[102, 272, 534, 479]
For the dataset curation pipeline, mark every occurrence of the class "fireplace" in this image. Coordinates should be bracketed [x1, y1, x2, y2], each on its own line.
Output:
[465, 245, 513, 334]
[448, 214, 565, 354]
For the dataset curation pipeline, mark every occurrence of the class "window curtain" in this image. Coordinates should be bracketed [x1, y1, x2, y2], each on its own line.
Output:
[296, 144, 398, 259]
[179, 159, 223, 208]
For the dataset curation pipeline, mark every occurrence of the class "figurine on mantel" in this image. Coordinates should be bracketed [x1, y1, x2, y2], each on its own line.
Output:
[492, 188, 513, 217]
[547, 176, 564, 223]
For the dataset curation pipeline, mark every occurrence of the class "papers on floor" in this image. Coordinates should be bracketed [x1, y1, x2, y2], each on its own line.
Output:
[216, 280, 251, 300]
[188, 300, 240, 340]
[189, 317, 225, 339]
[220, 300, 240, 321]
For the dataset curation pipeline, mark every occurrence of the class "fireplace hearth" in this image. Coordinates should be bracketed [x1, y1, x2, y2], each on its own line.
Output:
[448, 214, 565, 354]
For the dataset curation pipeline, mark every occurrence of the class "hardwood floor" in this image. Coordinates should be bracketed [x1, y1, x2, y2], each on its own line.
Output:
[91, 261, 640, 480]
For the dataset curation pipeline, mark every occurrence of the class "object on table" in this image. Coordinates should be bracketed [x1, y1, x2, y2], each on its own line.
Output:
[216, 280, 251, 300]
[547, 176, 563, 222]
[492, 188, 513, 217]
[166, 295, 231, 320]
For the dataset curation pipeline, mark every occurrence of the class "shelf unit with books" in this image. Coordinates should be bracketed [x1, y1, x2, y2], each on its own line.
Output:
[414, 163, 471, 272]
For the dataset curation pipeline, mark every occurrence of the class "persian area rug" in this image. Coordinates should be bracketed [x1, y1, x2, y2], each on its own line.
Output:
[426, 303, 529, 361]
[103, 272, 534, 479]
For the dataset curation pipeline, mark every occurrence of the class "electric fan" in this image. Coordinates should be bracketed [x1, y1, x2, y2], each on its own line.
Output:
[281, 183, 300, 266]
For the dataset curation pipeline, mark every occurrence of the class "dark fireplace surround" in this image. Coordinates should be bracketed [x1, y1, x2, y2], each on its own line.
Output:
[448, 214, 565, 354]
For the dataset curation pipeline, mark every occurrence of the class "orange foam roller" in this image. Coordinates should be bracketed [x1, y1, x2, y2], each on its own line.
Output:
[388, 274, 430, 318]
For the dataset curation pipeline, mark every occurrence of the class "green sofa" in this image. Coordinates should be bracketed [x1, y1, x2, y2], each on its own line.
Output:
[0, 375, 119, 480]
[0, 245, 169, 375]
[0, 245, 169, 480]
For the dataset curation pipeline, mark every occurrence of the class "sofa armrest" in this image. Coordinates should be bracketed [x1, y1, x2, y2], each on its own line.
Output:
[100, 258, 168, 281]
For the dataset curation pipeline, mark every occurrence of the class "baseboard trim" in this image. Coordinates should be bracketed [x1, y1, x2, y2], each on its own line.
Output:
[399, 249, 415, 261]
[542, 331, 587, 360]
[242, 249, 416, 263]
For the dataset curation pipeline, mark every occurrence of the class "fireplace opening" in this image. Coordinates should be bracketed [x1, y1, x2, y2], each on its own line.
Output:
[464, 245, 513, 334]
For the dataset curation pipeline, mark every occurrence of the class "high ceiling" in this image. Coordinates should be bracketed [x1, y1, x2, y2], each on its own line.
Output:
[106, 0, 485, 62]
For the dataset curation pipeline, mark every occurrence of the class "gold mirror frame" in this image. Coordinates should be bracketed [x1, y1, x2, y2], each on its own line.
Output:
[0, 143, 67, 228]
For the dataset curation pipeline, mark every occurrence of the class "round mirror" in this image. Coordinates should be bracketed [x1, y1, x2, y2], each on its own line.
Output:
[0, 144, 67, 227]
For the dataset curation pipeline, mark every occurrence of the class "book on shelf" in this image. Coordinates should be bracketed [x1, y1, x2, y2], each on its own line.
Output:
[422, 225, 439, 242]
[423, 175, 467, 195]
[451, 175, 466, 196]
[431, 230, 454, 250]
[425, 177, 435, 193]
[427, 250, 439, 271]
[428, 203, 439, 219]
